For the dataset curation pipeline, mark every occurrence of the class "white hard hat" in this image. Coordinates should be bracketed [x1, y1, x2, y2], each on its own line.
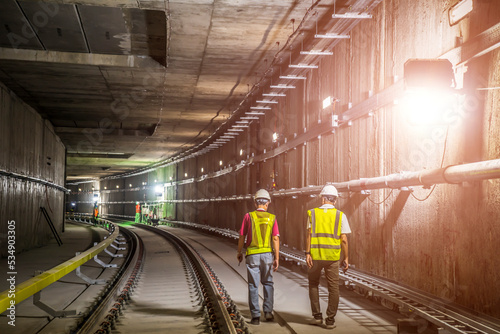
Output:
[320, 185, 338, 197]
[254, 189, 271, 202]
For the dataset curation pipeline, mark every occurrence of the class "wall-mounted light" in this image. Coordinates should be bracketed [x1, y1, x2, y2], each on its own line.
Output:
[219, 160, 223, 166]
[449, 0, 473, 26]
[104, 186, 107, 190]
[240, 149, 244, 156]
[201, 167, 204, 173]
[154, 185, 163, 197]
[323, 96, 333, 109]
[403, 59, 456, 126]
[78, 188, 82, 192]
[116, 185, 119, 189]
[169, 176, 173, 181]
[272, 132, 279, 142]
[129, 184, 132, 187]
[184, 172, 188, 177]
[71, 202, 76, 207]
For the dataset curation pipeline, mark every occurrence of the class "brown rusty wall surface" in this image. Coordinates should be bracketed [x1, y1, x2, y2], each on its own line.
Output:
[0, 83, 65, 257]
[172, 0, 500, 318]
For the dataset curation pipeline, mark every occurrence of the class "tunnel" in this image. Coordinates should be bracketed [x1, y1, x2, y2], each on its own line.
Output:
[1, 0, 500, 333]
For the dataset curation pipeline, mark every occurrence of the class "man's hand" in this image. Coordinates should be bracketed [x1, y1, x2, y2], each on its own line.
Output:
[237, 252, 243, 264]
[341, 259, 349, 273]
[306, 254, 313, 268]
[273, 258, 279, 272]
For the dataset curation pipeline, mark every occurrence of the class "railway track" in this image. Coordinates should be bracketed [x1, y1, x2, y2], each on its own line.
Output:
[80, 223, 247, 334]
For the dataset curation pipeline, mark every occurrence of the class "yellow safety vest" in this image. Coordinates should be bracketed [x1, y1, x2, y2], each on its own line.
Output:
[308, 208, 343, 261]
[246, 211, 275, 255]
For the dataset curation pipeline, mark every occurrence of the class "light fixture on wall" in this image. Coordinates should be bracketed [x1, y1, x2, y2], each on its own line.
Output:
[201, 167, 204, 173]
[272, 132, 279, 142]
[402, 59, 456, 125]
[219, 160, 223, 166]
[154, 185, 163, 197]
[448, 0, 473, 26]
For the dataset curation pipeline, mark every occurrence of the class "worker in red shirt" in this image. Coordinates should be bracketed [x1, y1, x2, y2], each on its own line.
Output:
[237, 189, 280, 325]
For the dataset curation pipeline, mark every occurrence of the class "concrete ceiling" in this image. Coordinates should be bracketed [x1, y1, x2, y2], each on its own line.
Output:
[0, 0, 378, 181]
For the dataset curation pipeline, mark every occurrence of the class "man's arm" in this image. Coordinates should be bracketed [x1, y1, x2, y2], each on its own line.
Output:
[272, 235, 279, 271]
[341, 233, 349, 272]
[305, 228, 313, 268]
[237, 235, 245, 263]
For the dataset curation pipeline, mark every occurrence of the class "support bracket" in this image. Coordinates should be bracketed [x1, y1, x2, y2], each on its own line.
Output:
[74, 252, 107, 284]
[105, 248, 124, 258]
[33, 290, 77, 318]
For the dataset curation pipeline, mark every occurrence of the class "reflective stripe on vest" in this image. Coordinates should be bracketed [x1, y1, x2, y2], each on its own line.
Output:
[246, 211, 275, 255]
[308, 208, 342, 261]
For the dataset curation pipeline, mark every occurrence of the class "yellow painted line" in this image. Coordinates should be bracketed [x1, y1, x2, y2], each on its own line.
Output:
[0, 224, 119, 314]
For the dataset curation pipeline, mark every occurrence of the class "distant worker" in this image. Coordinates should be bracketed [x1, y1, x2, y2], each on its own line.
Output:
[305, 184, 351, 329]
[135, 202, 141, 223]
[237, 189, 280, 325]
[92, 203, 99, 225]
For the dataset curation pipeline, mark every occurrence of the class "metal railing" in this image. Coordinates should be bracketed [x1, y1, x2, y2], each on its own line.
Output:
[0, 219, 119, 314]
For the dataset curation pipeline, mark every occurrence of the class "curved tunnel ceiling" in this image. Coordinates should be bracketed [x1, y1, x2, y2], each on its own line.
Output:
[0, 0, 378, 181]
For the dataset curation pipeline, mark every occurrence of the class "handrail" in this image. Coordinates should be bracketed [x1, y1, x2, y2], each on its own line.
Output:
[0, 221, 119, 313]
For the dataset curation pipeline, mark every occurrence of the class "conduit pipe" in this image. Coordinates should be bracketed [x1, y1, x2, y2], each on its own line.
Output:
[158, 159, 500, 203]
[332, 158, 500, 192]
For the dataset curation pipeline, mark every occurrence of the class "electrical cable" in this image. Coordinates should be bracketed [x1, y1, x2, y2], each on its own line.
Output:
[410, 126, 449, 201]
[366, 189, 394, 205]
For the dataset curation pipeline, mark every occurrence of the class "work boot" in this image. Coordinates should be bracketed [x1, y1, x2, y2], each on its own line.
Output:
[325, 317, 336, 329]
[250, 317, 260, 325]
[264, 312, 274, 321]
[309, 313, 323, 325]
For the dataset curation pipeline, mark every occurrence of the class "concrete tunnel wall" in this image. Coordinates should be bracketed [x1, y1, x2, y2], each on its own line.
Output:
[12, 0, 499, 319]
[0, 82, 66, 257]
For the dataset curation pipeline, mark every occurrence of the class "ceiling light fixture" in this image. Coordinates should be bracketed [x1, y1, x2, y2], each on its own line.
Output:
[314, 33, 350, 39]
[332, 12, 372, 19]
[228, 128, 245, 132]
[233, 125, 249, 128]
[289, 64, 318, 69]
[256, 100, 278, 104]
[241, 117, 259, 120]
[250, 106, 271, 110]
[279, 75, 307, 80]
[300, 50, 333, 55]
[270, 84, 296, 89]
[263, 93, 286, 96]
[245, 112, 266, 115]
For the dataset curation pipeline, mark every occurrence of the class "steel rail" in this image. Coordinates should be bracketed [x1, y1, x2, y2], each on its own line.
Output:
[136, 224, 238, 334]
[0, 221, 119, 313]
[75, 226, 141, 334]
[340, 270, 500, 334]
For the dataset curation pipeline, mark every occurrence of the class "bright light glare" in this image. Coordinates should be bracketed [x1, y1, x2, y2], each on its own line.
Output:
[272, 132, 278, 142]
[323, 96, 332, 109]
[449, 0, 473, 25]
[219, 160, 223, 166]
[240, 149, 244, 156]
[402, 88, 455, 125]
[154, 185, 162, 194]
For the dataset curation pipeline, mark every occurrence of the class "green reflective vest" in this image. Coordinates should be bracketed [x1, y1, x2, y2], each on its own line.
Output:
[246, 211, 275, 255]
[308, 207, 343, 261]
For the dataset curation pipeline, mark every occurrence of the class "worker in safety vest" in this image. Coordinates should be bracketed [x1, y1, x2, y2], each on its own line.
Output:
[237, 189, 280, 325]
[93, 203, 99, 225]
[305, 184, 351, 329]
[135, 202, 141, 223]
